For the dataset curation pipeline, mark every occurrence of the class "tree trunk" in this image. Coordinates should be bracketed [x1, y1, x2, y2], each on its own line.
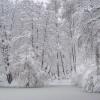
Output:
[95, 43, 100, 75]
[57, 52, 60, 78]
[60, 52, 65, 75]
[31, 22, 34, 49]
[41, 19, 48, 69]
[69, 17, 76, 73]
[41, 49, 44, 69]
[7, 72, 12, 84]
[71, 43, 76, 72]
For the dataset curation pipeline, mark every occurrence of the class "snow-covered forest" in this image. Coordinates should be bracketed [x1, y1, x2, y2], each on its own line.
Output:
[0, 0, 100, 92]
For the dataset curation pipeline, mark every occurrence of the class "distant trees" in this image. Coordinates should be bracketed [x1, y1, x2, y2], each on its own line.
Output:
[61, 0, 78, 72]
[0, 0, 13, 84]
[77, 0, 100, 74]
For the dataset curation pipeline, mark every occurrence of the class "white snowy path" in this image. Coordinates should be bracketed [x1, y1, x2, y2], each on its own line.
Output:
[0, 86, 100, 100]
[48, 79, 74, 86]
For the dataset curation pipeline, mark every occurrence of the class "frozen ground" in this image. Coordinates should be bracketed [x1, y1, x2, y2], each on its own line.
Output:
[0, 86, 100, 100]
[48, 79, 74, 86]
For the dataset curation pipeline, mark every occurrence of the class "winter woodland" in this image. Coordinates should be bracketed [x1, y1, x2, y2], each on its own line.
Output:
[0, 0, 100, 92]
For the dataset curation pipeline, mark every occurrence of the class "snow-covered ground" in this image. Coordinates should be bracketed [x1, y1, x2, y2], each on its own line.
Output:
[48, 79, 74, 86]
[0, 86, 100, 100]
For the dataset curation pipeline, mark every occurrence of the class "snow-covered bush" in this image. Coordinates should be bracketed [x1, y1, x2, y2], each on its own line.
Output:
[93, 76, 100, 93]
[72, 64, 100, 93]
[10, 59, 48, 88]
[71, 64, 86, 87]
[82, 69, 100, 93]
[83, 76, 94, 92]
[71, 72, 83, 87]
[34, 70, 49, 88]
